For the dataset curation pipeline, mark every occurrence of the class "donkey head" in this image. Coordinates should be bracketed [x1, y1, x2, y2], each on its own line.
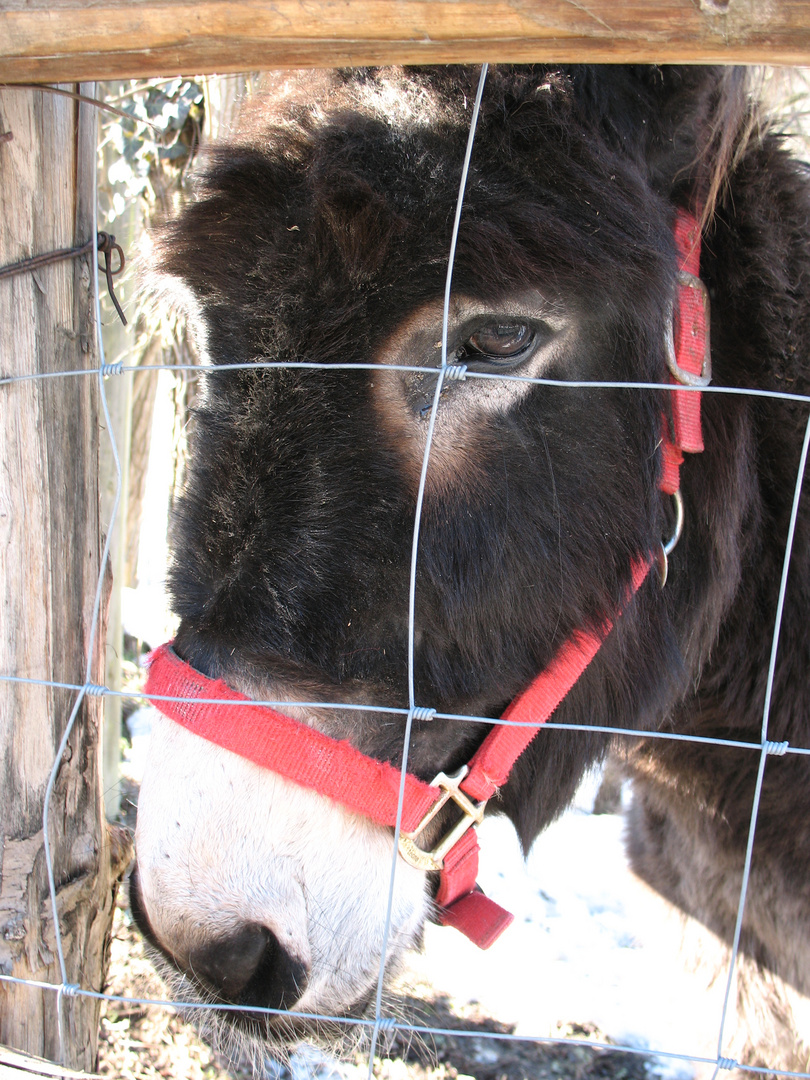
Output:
[132, 66, 750, 1047]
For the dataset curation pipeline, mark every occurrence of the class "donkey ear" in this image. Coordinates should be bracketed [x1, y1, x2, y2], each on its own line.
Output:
[633, 66, 753, 211]
[312, 169, 408, 283]
[155, 147, 287, 302]
[568, 66, 752, 211]
[152, 146, 307, 365]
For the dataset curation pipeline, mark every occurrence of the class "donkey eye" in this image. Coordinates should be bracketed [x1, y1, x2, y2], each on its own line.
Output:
[465, 321, 536, 364]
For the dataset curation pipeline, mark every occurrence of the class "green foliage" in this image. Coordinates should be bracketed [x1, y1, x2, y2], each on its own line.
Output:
[101, 79, 205, 218]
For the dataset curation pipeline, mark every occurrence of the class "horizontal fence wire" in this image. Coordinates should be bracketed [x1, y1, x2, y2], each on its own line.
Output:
[4, 363, 810, 406]
[1, 674, 809, 754]
[3, 675, 810, 752]
[1, 64, 810, 1080]
[4, 971, 810, 1080]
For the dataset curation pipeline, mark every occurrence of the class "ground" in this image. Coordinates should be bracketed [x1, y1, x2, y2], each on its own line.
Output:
[98, 896, 652, 1080]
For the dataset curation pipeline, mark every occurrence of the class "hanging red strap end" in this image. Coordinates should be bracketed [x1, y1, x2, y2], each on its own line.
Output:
[430, 815, 515, 948]
[438, 891, 514, 949]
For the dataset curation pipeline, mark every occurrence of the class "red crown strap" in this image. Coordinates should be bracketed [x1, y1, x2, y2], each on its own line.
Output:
[659, 208, 709, 495]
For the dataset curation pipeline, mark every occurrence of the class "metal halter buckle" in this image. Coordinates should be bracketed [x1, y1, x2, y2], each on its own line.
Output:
[664, 270, 712, 387]
[398, 766, 487, 872]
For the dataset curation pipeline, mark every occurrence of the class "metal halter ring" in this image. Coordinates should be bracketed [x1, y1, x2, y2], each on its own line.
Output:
[657, 490, 684, 587]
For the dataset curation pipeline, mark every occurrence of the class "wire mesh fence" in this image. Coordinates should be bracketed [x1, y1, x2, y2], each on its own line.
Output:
[2, 64, 810, 1080]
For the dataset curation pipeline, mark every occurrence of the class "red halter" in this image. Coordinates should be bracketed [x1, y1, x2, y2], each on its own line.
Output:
[146, 559, 650, 950]
[144, 209, 708, 951]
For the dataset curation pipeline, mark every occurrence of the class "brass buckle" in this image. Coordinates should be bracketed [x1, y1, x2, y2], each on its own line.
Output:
[398, 766, 487, 872]
[664, 271, 712, 387]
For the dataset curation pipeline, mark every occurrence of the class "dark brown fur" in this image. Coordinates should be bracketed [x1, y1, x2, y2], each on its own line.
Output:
[138, 66, 810, 1071]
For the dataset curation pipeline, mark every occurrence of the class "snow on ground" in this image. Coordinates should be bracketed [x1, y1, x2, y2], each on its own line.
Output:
[408, 787, 727, 1080]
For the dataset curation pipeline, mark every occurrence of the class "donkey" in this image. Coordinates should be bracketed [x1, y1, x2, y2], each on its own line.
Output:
[130, 66, 810, 1073]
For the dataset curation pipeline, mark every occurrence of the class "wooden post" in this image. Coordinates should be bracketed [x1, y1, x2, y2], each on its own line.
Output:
[0, 86, 131, 1070]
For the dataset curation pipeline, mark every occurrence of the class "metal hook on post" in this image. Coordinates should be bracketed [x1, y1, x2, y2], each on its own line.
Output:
[96, 232, 127, 326]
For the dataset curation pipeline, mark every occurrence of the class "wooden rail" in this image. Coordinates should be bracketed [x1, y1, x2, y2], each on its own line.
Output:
[0, 1045, 99, 1079]
[1, 0, 810, 84]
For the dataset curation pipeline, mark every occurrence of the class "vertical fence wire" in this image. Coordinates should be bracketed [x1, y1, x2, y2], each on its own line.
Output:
[1, 72, 810, 1080]
[366, 62, 489, 1077]
[41, 99, 126, 1063]
[711, 411, 810, 1075]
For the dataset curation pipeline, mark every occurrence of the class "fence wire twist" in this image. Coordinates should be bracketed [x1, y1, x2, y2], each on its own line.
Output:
[1, 65, 810, 1080]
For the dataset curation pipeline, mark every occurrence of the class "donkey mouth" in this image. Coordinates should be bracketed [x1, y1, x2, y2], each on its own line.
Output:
[129, 858, 404, 1041]
[130, 861, 385, 1063]
[130, 865, 310, 1013]
[186, 924, 310, 1013]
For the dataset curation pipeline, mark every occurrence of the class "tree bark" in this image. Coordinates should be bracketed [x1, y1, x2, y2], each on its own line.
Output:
[0, 85, 131, 1071]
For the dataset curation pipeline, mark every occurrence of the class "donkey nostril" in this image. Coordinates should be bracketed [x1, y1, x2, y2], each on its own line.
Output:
[188, 923, 272, 1001]
[187, 924, 308, 1010]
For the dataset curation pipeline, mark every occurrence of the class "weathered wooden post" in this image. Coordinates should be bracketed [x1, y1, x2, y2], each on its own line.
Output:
[0, 85, 131, 1071]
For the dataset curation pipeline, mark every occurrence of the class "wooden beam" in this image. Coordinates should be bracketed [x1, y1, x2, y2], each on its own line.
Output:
[0, 1044, 100, 1078]
[1, 0, 810, 84]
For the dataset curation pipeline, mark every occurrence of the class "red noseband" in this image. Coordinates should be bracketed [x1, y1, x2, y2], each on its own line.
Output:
[143, 208, 706, 951]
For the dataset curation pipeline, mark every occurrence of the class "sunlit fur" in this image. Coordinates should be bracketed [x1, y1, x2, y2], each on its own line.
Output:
[133, 67, 810, 1072]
